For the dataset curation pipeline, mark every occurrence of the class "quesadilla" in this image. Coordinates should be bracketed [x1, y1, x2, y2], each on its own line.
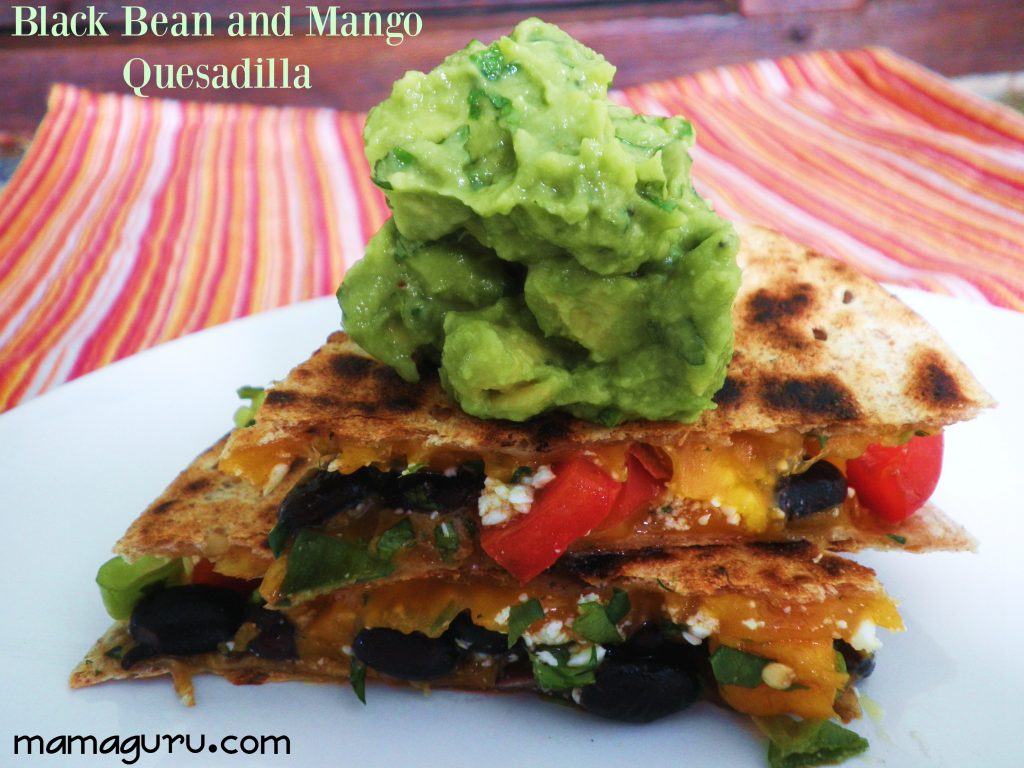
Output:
[216, 226, 988, 583]
[74, 434, 898, 732]
[74, 227, 983, 737]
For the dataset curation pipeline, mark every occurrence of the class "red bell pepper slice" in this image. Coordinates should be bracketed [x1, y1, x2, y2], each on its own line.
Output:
[846, 433, 944, 524]
[594, 449, 668, 532]
[479, 457, 621, 584]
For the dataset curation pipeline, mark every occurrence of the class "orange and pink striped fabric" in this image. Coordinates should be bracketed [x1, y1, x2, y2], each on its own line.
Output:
[1, 47, 1022, 413]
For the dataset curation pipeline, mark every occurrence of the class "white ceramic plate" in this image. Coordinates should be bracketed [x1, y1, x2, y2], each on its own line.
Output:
[2, 290, 1022, 767]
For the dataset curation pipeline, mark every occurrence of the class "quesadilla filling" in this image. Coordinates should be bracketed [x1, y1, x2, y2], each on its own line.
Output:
[92, 545, 899, 728]
[220, 424, 943, 583]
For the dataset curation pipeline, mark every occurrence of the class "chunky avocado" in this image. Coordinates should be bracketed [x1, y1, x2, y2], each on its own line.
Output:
[339, 18, 740, 424]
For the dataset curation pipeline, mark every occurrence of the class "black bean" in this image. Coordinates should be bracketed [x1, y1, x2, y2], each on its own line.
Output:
[578, 659, 700, 723]
[277, 467, 385, 534]
[616, 621, 665, 657]
[122, 585, 246, 669]
[776, 461, 847, 519]
[352, 627, 458, 681]
[835, 639, 876, 679]
[446, 611, 507, 655]
[245, 606, 297, 661]
[610, 622, 710, 674]
[384, 467, 484, 512]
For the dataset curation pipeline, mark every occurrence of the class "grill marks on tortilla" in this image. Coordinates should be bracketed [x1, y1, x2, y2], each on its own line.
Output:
[266, 353, 427, 418]
[747, 284, 814, 325]
[908, 349, 966, 409]
[744, 283, 820, 349]
[557, 542, 880, 602]
[760, 376, 861, 421]
[713, 376, 744, 409]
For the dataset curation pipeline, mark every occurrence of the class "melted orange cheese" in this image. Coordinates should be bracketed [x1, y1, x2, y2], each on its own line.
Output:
[267, 576, 901, 720]
[705, 594, 902, 720]
[221, 429, 902, 535]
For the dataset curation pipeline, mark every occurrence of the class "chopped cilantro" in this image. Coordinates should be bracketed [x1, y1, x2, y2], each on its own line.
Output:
[468, 88, 512, 119]
[636, 181, 678, 212]
[400, 463, 426, 476]
[710, 646, 771, 688]
[656, 578, 678, 593]
[574, 589, 630, 644]
[886, 533, 907, 545]
[434, 521, 460, 561]
[103, 645, 123, 661]
[267, 522, 289, 558]
[816, 434, 829, 451]
[470, 43, 518, 81]
[280, 531, 394, 597]
[507, 598, 544, 648]
[529, 646, 601, 692]
[376, 518, 416, 560]
[350, 656, 367, 704]
[834, 651, 847, 674]
[233, 386, 266, 428]
[372, 146, 416, 190]
[755, 717, 869, 768]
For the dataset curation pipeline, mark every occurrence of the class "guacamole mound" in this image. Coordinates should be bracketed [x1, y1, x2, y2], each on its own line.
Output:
[339, 18, 741, 425]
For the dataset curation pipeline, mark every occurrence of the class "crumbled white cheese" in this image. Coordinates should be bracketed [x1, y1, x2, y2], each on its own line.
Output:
[710, 497, 722, 509]
[835, 619, 848, 630]
[341, 645, 352, 657]
[567, 644, 606, 668]
[578, 593, 601, 605]
[682, 632, 703, 646]
[263, 462, 290, 495]
[849, 620, 882, 653]
[531, 465, 556, 489]
[741, 618, 766, 631]
[663, 515, 691, 532]
[443, 467, 459, 478]
[722, 506, 741, 526]
[477, 466, 556, 526]
[535, 650, 559, 667]
[571, 687, 583, 705]
[697, 513, 711, 526]
[523, 619, 570, 648]
[686, 610, 719, 640]
[761, 662, 796, 690]
[493, 607, 510, 626]
[847, 486, 856, 499]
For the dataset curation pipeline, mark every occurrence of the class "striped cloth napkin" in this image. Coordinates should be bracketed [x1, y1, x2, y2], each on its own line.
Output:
[1, 47, 1022, 414]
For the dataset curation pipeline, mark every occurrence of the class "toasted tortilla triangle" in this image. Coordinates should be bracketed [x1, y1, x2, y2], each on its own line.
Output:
[221, 225, 992, 471]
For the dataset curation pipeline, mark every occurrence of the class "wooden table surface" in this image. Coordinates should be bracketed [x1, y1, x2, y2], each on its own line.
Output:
[1, 0, 1023, 136]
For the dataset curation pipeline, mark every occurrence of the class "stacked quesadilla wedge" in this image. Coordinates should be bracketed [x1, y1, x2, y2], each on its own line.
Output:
[73, 228, 991, 752]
